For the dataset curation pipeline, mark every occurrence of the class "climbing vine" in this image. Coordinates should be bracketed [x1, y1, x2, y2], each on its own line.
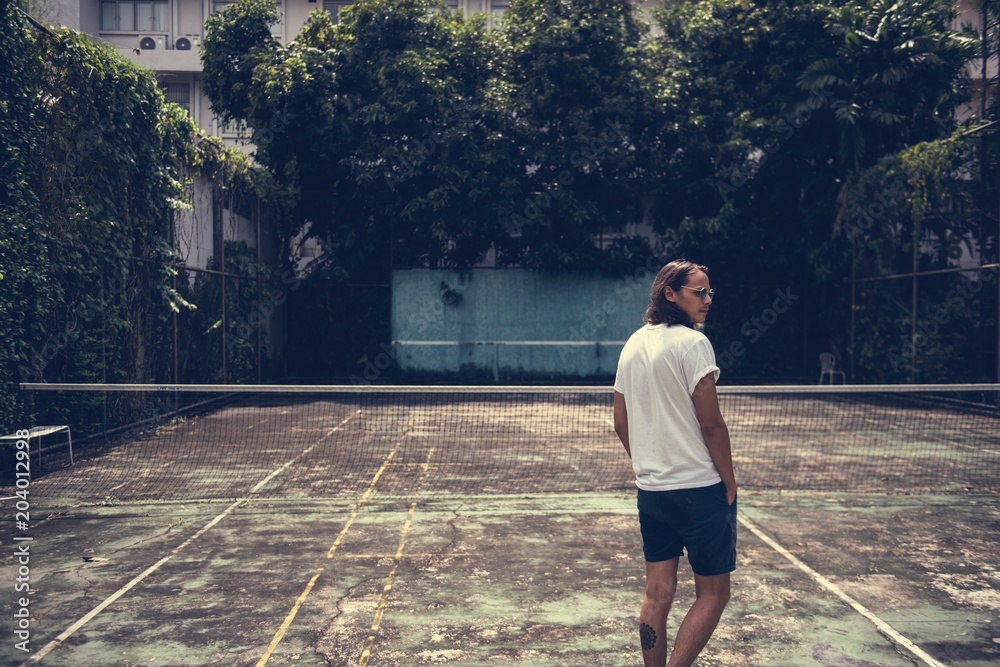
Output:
[1, 10, 278, 437]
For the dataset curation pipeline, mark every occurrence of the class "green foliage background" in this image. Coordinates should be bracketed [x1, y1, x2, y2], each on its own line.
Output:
[0, 2, 270, 434]
[201, 0, 995, 382]
[0, 0, 45, 430]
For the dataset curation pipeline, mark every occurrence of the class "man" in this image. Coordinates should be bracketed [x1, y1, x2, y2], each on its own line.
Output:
[613, 259, 737, 667]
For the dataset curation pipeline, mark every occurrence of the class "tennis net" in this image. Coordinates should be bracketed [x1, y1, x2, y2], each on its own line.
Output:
[7, 383, 999, 505]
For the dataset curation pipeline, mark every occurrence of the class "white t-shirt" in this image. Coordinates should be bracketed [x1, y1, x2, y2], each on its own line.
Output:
[614, 323, 722, 491]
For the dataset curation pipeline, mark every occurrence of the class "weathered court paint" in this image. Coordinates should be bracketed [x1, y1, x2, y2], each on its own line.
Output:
[2, 491, 997, 666]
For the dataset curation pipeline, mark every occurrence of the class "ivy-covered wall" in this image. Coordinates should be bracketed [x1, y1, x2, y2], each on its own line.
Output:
[1, 4, 278, 434]
[0, 1, 46, 430]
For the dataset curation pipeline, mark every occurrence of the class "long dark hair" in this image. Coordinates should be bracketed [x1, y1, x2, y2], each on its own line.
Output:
[644, 259, 708, 328]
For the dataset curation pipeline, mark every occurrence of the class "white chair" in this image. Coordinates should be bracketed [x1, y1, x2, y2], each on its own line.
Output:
[818, 353, 846, 385]
[0, 425, 73, 466]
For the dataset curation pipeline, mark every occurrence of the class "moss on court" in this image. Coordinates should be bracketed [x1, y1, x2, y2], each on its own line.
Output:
[1, 491, 998, 666]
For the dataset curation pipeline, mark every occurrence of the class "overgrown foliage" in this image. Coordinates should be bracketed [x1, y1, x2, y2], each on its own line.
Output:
[0, 0, 45, 429]
[199, 0, 988, 382]
[645, 0, 986, 379]
[0, 8, 272, 432]
[202, 0, 663, 277]
[838, 135, 997, 383]
[204, 0, 506, 282]
[798, 0, 975, 170]
[496, 0, 659, 271]
[3, 0, 986, 393]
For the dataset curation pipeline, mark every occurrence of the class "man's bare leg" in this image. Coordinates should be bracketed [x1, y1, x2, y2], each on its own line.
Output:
[665, 572, 730, 667]
[640, 558, 679, 667]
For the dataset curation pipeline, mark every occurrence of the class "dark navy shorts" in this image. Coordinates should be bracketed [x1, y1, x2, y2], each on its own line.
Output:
[637, 482, 737, 576]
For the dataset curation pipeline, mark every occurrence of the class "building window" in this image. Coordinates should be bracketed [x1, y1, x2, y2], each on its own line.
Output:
[443, 0, 459, 14]
[490, 0, 508, 26]
[323, 0, 353, 24]
[219, 117, 249, 138]
[270, 1, 283, 37]
[101, 0, 168, 31]
[161, 82, 191, 117]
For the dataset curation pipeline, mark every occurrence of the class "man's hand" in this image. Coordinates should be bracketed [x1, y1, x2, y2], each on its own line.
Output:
[725, 484, 737, 506]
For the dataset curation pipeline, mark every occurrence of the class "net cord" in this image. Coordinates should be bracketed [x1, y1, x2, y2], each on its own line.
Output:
[19, 383, 1000, 394]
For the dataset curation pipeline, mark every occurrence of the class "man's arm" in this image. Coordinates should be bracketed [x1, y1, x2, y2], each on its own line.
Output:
[613, 391, 631, 459]
[692, 374, 737, 504]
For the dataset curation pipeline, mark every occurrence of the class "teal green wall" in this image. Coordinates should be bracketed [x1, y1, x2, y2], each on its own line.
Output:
[391, 269, 653, 380]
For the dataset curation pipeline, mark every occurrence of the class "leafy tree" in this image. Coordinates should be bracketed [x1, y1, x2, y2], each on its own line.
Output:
[202, 0, 669, 277]
[798, 0, 976, 170]
[496, 0, 660, 271]
[203, 0, 513, 377]
[650, 0, 973, 277]
[201, 0, 280, 126]
[203, 0, 505, 280]
[646, 0, 978, 381]
[649, 0, 847, 283]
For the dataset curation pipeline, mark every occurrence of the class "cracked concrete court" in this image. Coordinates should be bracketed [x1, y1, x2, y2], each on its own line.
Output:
[1, 491, 998, 666]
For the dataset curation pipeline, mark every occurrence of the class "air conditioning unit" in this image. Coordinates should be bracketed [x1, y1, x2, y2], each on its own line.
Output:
[175, 37, 191, 50]
[138, 35, 163, 50]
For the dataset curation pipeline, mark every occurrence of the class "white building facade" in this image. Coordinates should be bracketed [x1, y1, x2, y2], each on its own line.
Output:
[44, 0, 511, 147]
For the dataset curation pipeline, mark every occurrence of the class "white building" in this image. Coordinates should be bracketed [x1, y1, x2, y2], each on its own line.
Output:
[41, 0, 510, 145]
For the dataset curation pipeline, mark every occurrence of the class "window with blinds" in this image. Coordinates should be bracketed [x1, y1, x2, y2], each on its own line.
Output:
[323, 0, 353, 24]
[100, 0, 168, 32]
[161, 82, 191, 116]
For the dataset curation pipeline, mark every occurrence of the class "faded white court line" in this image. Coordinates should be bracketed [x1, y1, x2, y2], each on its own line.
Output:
[738, 514, 948, 667]
[23, 412, 359, 666]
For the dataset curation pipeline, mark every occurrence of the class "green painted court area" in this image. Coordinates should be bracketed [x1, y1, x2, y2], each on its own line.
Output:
[1, 492, 998, 666]
[1, 388, 998, 666]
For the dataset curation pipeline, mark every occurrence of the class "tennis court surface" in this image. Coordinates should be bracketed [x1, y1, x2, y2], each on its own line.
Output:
[2, 384, 998, 666]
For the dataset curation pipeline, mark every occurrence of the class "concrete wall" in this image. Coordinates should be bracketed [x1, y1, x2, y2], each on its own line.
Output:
[392, 268, 655, 381]
[173, 175, 259, 276]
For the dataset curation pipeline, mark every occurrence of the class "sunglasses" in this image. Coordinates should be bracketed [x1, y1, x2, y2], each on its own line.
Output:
[680, 286, 715, 301]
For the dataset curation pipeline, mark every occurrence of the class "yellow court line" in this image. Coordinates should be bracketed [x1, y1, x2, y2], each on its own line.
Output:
[339, 552, 476, 559]
[358, 447, 435, 667]
[256, 428, 407, 667]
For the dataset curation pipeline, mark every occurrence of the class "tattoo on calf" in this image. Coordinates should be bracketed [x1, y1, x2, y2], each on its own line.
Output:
[640, 622, 657, 651]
